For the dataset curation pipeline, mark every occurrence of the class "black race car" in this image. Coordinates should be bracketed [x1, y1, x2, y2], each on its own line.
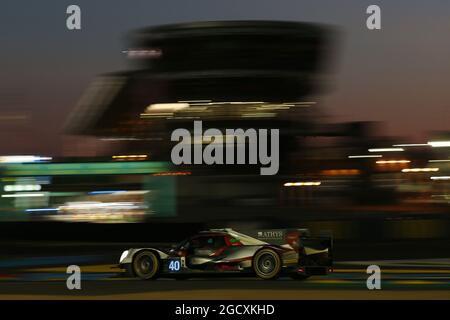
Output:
[118, 228, 333, 280]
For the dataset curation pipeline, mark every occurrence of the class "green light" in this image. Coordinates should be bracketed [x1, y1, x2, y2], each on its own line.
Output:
[1, 161, 171, 176]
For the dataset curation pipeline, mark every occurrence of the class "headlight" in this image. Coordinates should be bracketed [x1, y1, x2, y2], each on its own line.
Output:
[120, 250, 129, 263]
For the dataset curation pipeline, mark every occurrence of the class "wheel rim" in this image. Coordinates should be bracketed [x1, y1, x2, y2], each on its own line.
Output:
[135, 253, 157, 278]
[257, 253, 276, 274]
[139, 256, 153, 274]
[254, 250, 280, 279]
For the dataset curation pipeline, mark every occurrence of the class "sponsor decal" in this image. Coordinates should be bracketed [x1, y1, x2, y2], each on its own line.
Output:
[257, 230, 284, 239]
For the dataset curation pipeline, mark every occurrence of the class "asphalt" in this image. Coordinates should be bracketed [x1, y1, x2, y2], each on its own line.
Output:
[1, 256, 449, 299]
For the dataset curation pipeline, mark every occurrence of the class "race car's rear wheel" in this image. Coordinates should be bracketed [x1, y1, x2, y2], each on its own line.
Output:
[253, 249, 282, 280]
[132, 251, 160, 280]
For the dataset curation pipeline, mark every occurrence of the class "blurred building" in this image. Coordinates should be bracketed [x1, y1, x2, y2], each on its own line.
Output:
[64, 21, 336, 159]
[66, 21, 439, 219]
[1, 21, 443, 223]
[61, 21, 345, 218]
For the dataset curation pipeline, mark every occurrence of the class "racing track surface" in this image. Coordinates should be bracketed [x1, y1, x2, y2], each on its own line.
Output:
[1, 253, 449, 299]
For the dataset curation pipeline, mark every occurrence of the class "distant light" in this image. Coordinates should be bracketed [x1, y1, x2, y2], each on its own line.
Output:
[112, 155, 147, 161]
[4, 184, 41, 192]
[348, 155, 382, 159]
[284, 182, 321, 187]
[0, 156, 52, 163]
[376, 160, 411, 164]
[118, 190, 149, 195]
[229, 101, 265, 105]
[368, 148, 404, 152]
[123, 48, 162, 58]
[241, 113, 276, 118]
[26, 208, 58, 212]
[430, 176, 450, 180]
[153, 171, 191, 176]
[402, 168, 439, 173]
[393, 143, 428, 147]
[258, 104, 291, 110]
[88, 190, 126, 195]
[179, 101, 269, 106]
[145, 103, 189, 112]
[428, 159, 450, 163]
[428, 141, 450, 148]
[57, 201, 143, 211]
[1, 193, 45, 198]
[321, 169, 360, 176]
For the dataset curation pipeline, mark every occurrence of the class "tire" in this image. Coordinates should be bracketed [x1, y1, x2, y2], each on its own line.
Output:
[253, 248, 282, 280]
[289, 273, 310, 280]
[132, 251, 160, 280]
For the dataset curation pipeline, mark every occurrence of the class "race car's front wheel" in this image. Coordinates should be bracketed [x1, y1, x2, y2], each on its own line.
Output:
[253, 249, 282, 280]
[132, 251, 160, 280]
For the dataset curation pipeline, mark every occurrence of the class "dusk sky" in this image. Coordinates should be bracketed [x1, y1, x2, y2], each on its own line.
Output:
[1, 0, 449, 155]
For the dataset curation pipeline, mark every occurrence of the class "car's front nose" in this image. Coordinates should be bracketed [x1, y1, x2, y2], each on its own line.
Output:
[118, 249, 136, 277]
[120, 250, 129, 263]
[119, 248, 136, 264]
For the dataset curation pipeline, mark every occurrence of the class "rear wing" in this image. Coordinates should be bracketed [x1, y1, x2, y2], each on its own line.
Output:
[251, 228, 332, 254]
[208, 228, 333, 254]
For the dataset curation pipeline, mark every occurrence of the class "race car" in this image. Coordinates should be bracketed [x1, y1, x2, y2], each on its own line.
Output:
[118, 228, 333, 280]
